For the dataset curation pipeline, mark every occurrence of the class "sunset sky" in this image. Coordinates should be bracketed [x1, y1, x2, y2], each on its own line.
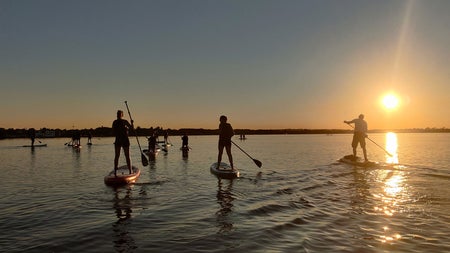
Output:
[1, 0, 449, 130]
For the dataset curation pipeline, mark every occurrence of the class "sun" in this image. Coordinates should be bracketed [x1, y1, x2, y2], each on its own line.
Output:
[382, 94, 399, 110]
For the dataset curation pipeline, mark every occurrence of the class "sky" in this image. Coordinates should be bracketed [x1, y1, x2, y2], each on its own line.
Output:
[1, 0, 449, 130]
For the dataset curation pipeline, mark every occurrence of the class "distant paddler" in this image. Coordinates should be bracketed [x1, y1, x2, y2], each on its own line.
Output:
[344, 114, 368, 162]
[217, 115, 235, 170]
[147, 132, 157, 154]
[112, 110, 133, 176]
[28, 128, 36, 147]
[181, 133, 189, 149]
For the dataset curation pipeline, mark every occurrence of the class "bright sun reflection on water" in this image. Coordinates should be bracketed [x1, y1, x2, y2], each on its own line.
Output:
[386, 132, 399, 164]
[375, 132, 405, 244]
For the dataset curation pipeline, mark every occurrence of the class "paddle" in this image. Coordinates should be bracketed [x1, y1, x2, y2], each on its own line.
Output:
[345, 123, 393, 157]
[231, 140, 262, 168]
[124, 101, 149, 167]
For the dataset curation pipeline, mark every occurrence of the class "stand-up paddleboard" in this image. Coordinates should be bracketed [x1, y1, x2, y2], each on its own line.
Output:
[22, 144, 47, 147]
[210, 162, 239, 179]
[339, 155, 378, 167]
[180, 146, 191, 152]
[104, 165, 140, 186]
[143, 147, 161, 157]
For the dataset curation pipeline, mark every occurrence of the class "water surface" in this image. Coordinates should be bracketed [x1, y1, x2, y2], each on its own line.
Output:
[0, 133, 449, 252]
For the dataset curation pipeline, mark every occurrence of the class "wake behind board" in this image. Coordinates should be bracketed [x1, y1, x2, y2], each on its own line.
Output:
[339, 155, 378, 167]
[104, 165, 140, 186]
[210, 162, 239, 179]
[22, 144, 47, 147]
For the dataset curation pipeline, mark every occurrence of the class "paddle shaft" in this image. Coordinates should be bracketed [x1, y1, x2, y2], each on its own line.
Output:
[231, 140, 262, 168]
[124, 101, 148, 166]
[346, 123, 393, 157]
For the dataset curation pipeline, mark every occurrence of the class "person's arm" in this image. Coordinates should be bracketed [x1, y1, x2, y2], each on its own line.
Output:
[344, 119, 355, 124]
[112, 121, 117, 136]
[229, 124, 234, 137]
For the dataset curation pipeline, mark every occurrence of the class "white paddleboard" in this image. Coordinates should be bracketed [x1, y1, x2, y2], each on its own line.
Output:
[210, 162, 239, 179]
[339, 155, 378, 167]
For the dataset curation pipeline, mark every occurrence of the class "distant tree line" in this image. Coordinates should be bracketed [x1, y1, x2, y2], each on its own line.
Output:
[0, 126, 448, 139]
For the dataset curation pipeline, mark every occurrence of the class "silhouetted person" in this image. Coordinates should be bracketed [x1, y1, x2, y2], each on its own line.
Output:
[344, 114, 368, 161]
[28, 128, 36, 147]
[164, 131, 169, 144]
[71, 131, 77, 146]
[217, 115, 234, 170]
[74, 130, 81, 146]
[113, 110, 132, 175]
[87, 130, 93, 145]
[148, 133, 157, 153]
[181, 133, 189, 148]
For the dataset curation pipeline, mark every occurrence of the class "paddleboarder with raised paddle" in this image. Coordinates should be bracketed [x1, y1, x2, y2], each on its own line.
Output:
[113, 110, 133, 176]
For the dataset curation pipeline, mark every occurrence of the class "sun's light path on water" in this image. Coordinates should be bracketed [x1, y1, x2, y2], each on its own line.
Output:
[372, 132, 405, 244]
[385, 132, 399, 164]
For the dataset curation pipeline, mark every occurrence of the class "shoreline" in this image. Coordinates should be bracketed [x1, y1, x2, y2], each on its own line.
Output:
[1, 127, 449, 139]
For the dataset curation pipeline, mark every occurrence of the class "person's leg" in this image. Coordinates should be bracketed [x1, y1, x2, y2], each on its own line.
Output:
[225, 144, 233, 169]
[351, 135, 358, 159]
[123, 146, 132, 173]
[217, 143, 224, 168]
[114, 145, 121, 176]
[361, 138, 368, 161]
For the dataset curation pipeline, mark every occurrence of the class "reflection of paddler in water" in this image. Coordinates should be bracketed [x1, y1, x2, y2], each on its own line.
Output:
[112, 187, 136, 251]
[350, 169, 370, 214]
[216, 179, 235, 233]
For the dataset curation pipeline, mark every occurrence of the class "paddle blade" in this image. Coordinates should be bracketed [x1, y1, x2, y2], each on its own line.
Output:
[141, 153, 149, 166]
[253, 159, 262, 168]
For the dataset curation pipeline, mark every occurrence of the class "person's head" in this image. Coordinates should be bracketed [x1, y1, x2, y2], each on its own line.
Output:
[220, 115, 227, 123]
[117, 110, 124, 119]
[359, 114, 364, 119]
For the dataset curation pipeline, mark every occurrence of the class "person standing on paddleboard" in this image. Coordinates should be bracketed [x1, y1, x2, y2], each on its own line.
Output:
[181, 133, 189, 149]
[344, 114, 368, 161]
[28, 128, 36, 147]
[217, 115, 235, 170]
[113, 110, 132, 175]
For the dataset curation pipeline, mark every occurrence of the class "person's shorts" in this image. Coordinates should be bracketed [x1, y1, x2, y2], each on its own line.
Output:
[115, 138, 130, 148]
[219, 139, 231, 147]
[352, 132, 366, 148]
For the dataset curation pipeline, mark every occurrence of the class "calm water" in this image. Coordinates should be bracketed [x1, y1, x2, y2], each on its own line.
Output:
[0, 133, 449, 253]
